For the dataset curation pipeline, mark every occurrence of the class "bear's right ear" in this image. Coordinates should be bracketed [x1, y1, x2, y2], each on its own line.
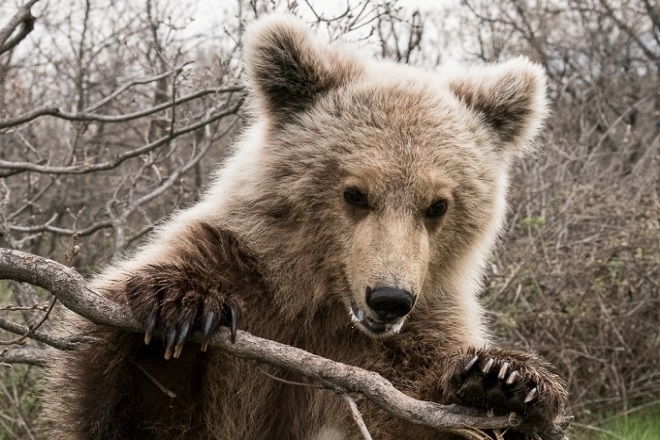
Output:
[448, 57, 548, 154]
[243, 15, 361, 122]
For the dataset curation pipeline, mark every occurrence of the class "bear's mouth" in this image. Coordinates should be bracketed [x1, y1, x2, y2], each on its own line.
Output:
[350, 301, 404, 337]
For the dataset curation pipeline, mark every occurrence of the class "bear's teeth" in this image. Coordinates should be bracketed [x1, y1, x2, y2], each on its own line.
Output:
[385, 321, 404, 334]
[350, 302, 365, 322]
[350, 301, 404, 335]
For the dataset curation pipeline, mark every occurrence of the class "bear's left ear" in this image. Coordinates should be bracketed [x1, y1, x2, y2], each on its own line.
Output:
[243, 14, 361, 122]
[449, 57, 548, 153]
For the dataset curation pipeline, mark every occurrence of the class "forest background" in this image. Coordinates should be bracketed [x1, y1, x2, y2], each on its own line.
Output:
[0, 0, 658, 438]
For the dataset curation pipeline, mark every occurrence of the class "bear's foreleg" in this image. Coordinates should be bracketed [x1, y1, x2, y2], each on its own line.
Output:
[121, 222, 262, 359]
[44, 223, 265, 439]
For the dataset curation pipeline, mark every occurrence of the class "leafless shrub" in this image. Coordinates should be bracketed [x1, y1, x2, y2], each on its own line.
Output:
[458, 0, 659, 421]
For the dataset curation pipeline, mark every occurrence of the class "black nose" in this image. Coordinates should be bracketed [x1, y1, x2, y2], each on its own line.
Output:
[366, 287, 415, 321]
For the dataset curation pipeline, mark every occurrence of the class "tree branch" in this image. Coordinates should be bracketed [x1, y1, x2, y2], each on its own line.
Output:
[0, 248, 571, 438]
[1, 347, 50, 367]
[4, 115, 233, 238]
[0, 100, 243, 177]
[0, 0, 40, 55]
[0, 315, 98, 351]
[0, 86, 243, 129]
[597, 0, 658, 62]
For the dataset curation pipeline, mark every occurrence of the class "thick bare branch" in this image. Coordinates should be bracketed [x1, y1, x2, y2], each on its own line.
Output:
[1, 347, 50, 367]
[0, 86, 243, 129]
[0, 0, 40, 55]
[0, 248, 571, 439]
[0, 249, 133, 329]
[0, 100, 243, 177]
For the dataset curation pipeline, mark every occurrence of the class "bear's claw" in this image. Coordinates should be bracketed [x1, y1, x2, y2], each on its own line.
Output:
[464, 355, 479, 372]
[497, 362, 509, 380]
[481, 357, 495, 374]
[163, 321, 191, 360]
[144, 310, 157, 345]
[524, 387, 538, 403]
[506, 370, 520, 385]
[226, 304, 238, 344]
[460, 353, 540, 404]
[200, 303, 237, 351]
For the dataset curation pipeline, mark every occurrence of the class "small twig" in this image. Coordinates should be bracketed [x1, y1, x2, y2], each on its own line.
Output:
[341, 393, 373, 440]
[0, 296, 57, 346]
[572, 422, 627, 440]
[84, 62, 192, 113]
[0, 303, 49, 312]
[256, 364, 325, 389]
[132, 361, 177, 398]
[0, 316, 98, 351]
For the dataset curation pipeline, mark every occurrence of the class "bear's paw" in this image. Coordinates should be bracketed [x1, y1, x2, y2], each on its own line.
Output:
[442, 348, 568, 435]
[124, 264, 240, 360]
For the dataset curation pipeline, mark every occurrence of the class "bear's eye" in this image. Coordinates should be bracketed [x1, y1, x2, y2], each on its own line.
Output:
[425, 199, 448, 219]
[343, 187, 369, 209]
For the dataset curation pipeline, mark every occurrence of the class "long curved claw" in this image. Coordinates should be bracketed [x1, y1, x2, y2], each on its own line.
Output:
[482, 358, 495, 374]
[506, 370, 520, 385]
[497, 362, 510, 380]
[144, 310, 157, 345]
[164, 328, 177, 360]
[464, 355, 479, 372]
[201, 312, 216, 352]
[203, 312, 215, 337]
[524, 387, 538, 403]
[173, 322, 190, 359]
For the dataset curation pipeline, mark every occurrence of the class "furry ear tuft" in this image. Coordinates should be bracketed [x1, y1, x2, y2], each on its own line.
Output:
[243, 14, 361, 120]
[449, 57, 548, 152]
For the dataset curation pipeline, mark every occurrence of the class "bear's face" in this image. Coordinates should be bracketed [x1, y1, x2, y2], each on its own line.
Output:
[243, 15, 547, 338]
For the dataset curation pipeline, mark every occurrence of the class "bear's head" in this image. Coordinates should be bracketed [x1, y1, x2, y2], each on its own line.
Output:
[237, 15, 548, 338]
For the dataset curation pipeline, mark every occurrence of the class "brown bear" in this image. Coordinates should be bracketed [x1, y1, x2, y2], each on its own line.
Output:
[42, 14, 568, 440]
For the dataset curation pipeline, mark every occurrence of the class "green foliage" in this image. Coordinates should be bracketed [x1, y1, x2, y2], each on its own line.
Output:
[572, 406, 660, 440]
[519, 216, 546, 228]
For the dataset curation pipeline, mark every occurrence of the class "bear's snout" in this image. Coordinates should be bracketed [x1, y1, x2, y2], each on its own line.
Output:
[366, 286, 415, 321]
